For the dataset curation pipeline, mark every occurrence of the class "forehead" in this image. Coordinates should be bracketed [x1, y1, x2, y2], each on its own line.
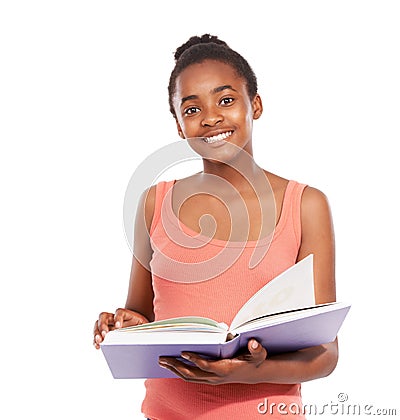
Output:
[174, 60, 246, 96]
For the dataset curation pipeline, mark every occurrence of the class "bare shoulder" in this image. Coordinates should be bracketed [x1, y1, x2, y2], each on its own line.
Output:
[139, 175, 196, 230]
[139, 185, 157, 232]
[264, 171, 332, 216]
[299, 185, 334, 259]
[142, 184, 157, 209]
[301, 186, 332, 219]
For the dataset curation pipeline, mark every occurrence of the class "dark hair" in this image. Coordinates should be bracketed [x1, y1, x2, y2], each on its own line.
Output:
[168, 34, 258, 118]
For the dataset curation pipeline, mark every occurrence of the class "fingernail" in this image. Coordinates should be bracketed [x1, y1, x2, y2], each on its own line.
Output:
[251, 340, 259, 349]
[115, 321, 121, 328]
[95, 334, 101, 343]
[101, 330, 107, 338]
[181, 353, 191, 360]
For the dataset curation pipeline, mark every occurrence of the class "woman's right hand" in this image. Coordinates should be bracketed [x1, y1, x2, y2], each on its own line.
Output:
[93, 308, 149, 349]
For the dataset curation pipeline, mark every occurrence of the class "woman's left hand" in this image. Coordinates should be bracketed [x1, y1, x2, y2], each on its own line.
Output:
[158, 339, 267, 385]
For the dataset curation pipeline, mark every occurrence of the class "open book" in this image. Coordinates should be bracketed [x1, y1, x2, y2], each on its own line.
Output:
[100, 255, 350, 378]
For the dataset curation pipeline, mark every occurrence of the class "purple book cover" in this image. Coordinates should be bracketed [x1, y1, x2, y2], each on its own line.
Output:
[100, 303, 350, 379]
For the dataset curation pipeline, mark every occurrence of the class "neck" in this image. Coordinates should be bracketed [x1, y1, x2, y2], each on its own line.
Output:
[201, 147, 265, 193]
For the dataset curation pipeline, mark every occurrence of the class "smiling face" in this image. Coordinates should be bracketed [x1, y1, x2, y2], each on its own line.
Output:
[172, 60, 263, 162]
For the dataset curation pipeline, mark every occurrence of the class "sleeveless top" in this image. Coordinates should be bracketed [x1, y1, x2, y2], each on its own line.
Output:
[142, 179, 307, 420]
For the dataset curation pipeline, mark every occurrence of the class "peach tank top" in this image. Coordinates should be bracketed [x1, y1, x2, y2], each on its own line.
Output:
[142, 179, 307, 420]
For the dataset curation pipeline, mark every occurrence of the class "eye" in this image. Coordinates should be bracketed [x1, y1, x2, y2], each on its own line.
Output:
[220, 97, 234, 106]
[184, 106, 200, 116]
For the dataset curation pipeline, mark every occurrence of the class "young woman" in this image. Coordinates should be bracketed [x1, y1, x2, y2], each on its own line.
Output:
[94, 34, 337, 419]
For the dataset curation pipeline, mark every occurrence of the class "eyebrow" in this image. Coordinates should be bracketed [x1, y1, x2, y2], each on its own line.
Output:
[213, 85, 237, 94]
[180, 85, 237, 107]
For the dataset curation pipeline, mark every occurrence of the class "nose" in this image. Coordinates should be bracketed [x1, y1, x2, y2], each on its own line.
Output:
[201, 106, 223, 127]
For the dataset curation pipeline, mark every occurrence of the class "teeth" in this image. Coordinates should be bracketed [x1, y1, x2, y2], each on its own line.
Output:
[204, 131, 232, 143]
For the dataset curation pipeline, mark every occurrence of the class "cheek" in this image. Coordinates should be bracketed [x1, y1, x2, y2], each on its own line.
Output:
[178, 118, 198, 138]
[175, 113, 191, 134]
[231, 100, 254, 126]
[234, 106, 254, 129]
[246, 111, 254, 126]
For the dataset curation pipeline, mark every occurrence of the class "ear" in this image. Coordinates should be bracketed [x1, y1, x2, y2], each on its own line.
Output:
[252, 94, 263, 120]
[175, 119, 185, 139]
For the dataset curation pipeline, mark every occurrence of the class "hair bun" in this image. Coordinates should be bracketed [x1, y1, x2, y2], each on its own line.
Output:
[174, 34, 228, 61]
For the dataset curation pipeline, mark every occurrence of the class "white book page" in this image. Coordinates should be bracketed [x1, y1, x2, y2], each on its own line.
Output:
[231, 302, 343, 335]
[101, 316, 229, 345]
[102, 329, 227, 345]
[230, 255, 315, 331]
[118, 316, 224, 332]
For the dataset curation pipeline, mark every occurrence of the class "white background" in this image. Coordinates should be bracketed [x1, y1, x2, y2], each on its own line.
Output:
[1, 1, 399, 419]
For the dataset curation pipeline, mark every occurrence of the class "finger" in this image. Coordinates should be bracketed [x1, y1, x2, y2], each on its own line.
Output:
[93, 320, 108, 349]
[179, 353, 237, 380]
[93, 321, 102, 349]
[93, 336, 102, 349]
[97, 312, 115, 337]
[159, 361, 197, 381]
[93, 320, 101, 337]
[159, 357, 191, 379]
[247, 339, 267, 365]
[113, 308, 127, 329]
[159, 357, 218, 383]
[114, 308, 136, 328]
[160, 365, 212, 383]
[180, 353, 219, 373]
[114, 308, 148, 328]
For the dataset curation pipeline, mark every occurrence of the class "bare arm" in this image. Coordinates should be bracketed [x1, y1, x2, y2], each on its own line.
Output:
[253, 185, 338, 383]
[124, 185, 157, 321]
[93, 186, 156, 348]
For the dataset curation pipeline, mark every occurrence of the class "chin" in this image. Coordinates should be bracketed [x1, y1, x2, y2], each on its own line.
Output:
[188, 137, 251, 163]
